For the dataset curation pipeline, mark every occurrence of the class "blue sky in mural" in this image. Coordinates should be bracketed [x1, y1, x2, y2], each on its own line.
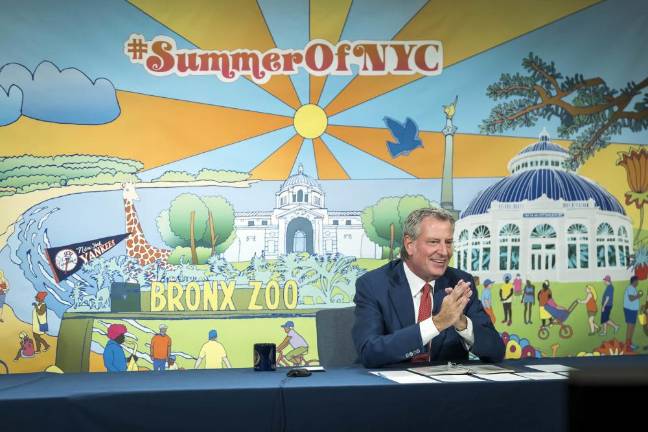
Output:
[0, 0, 295, 116]
[258, 0, 310, 105]
[139, 126, 297, 181]
[4, 0, 645, 180]
[291, 139, 317, 177]
[157, 0, 647, 179]
[330, 0, 648, 144]
[321, 133, 413, 179]
[317, 0, 428, 107]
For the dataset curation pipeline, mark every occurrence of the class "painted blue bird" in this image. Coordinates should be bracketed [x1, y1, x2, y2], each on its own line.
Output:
[383, 116, 423, 157]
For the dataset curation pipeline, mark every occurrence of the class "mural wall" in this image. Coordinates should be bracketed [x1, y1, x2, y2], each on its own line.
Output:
[1, 0, 647, 374]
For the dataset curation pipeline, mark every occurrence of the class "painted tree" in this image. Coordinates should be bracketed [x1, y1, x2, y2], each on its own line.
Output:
[481, 53, 648, 169]
[169, 194, 207, 264]
[361, 195, 433, 260]
[200, 196, 236, 255]
[158, 193, 236, 264]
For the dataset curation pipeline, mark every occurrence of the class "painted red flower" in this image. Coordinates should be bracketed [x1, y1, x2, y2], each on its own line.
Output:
[593, 338, 637, 356]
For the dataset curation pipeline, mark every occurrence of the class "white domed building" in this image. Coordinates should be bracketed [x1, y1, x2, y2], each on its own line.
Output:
[223, 166, 381, 261]
[454, 130, 633, 282]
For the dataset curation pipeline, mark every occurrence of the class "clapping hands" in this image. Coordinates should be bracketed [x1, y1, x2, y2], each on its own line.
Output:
[432, 280, 472, 332]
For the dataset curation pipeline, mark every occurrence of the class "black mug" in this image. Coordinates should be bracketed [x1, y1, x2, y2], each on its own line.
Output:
[254, 343, 276, 371]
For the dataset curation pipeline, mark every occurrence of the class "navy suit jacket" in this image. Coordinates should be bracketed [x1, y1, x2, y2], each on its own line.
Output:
[352, 260, 505, 368]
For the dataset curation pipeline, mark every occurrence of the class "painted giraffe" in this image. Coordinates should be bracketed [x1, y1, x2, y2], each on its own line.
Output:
[122, 183, 171, 266]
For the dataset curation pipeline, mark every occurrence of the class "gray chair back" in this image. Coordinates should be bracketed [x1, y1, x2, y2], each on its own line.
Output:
[315, 306, 358, 367]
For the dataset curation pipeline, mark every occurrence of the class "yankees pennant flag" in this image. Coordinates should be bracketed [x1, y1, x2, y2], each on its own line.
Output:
[45, 233, 129, 282]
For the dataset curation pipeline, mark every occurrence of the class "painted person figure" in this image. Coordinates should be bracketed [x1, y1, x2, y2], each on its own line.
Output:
[623, 276, 643, 351]
[167, 354, 184, 370]
[32, 291, 50, 353]
[500, 274, 513, 326]
[578, 285, 600, 335]
[150, 323, 172, 371]
[481, 279, 496, 324]
[522, 280, 535, 324]
[14, 331, 35, 361]
[195, 329, 231, 369]
[640, 299, 648, 351]
[0, 270, 8, 323]
[104, 324, 128, 372]
[538, 280, 552, 328]
[277, 320, 309, 366]
[600, 275, 620, 336]
[513, 273, 523, 296]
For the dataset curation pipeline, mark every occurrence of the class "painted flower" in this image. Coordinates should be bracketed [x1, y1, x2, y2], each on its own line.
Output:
[505, 339, 522, 359]
[593, 338, 636, 356]
[501, 332, 542, 358]
[617, 147, 648, 208]
[521, 345, 538, 358]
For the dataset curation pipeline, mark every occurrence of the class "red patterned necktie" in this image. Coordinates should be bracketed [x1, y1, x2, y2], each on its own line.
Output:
[418, 283, 432, 322]
[412, 283, 432, 363]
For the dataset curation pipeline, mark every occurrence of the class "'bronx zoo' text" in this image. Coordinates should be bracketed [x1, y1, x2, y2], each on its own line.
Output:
[150, 280, 299, 311]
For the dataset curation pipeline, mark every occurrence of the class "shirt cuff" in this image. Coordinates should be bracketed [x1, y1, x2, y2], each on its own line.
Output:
[420, 317, 440, 345]
[457, 316, 475, 350]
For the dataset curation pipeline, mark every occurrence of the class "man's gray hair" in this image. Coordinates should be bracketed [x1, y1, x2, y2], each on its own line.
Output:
[400, 207, 455, 260]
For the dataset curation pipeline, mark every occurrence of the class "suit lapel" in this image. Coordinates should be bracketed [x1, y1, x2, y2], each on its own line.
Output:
[387, 261, 416, 327]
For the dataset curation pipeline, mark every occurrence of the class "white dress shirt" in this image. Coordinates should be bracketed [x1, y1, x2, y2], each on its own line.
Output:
[403, 261, 475, 350]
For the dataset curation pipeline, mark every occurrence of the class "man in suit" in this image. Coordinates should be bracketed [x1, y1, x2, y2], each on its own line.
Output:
[352, 208, 505, 368]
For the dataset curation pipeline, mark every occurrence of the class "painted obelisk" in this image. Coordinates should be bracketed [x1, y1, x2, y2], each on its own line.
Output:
[441, 97, 460, 220]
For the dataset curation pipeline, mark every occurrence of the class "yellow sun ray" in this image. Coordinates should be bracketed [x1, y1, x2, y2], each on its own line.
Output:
[324, 0, 600, 117]
[327, 124, 582, 178]
[129, 0, 302, 109]
[313, 137, 349, 179]
[250, 134, 304, 179]
[309, 0, 352, 104]
[0, 91, 293, 170]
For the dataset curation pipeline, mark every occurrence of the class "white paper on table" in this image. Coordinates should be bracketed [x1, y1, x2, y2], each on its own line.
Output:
[515, 372, 568, 380]
[431, 374, 483, 383]
[474, 373, 532, 382]
[525, 364, 575, 373]
[370, 370, 439, 384]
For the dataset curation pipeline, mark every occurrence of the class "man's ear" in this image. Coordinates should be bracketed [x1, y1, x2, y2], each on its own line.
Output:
[403, 234, 414, 255]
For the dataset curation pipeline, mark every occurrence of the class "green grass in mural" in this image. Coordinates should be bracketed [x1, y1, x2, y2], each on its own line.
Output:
[481, 280, 648, 357]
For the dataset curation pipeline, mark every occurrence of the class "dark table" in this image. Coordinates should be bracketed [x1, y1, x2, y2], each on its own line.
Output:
[1, 356, 646, 431]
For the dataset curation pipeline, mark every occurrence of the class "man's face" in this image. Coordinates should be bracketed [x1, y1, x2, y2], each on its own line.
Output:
[404, 217, 453, 281]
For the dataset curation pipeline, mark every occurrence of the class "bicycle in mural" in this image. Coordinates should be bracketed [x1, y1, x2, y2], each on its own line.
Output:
[537, 300, 579, 340]
[0, 358, 9, 374]
[276, 350, 319, 368]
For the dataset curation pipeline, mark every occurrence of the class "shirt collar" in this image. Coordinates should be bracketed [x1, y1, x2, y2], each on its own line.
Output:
[403, 260, 435, 298]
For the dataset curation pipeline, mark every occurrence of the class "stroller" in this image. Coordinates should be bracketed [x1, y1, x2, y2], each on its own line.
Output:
[538, 299, 579, 340]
